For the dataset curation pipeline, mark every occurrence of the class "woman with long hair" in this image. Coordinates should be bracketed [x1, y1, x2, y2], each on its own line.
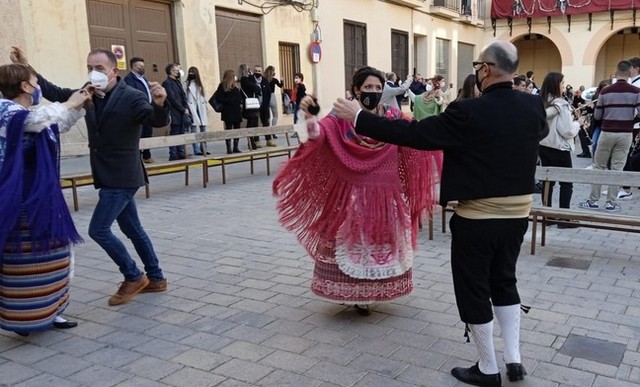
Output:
[0, 63, 91, 336]
[538, 72, 580, 224]
[264, 65, 283, 127]
[185, 66, 208, 155]
[273, 66, 442, 315]
[455, 74, 480, 101]
[214, 69, 243, 153]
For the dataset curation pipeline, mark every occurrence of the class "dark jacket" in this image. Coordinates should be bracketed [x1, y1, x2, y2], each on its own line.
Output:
[162, 77, 189, 126]
[355, 82, 549, 205]
[215, 83, 243, 124]
[294, 83, 306, 103]
[123, 72, 151, 100]
[37, 75, 170, 189]
[240, 75, 261, 119]
[268, 78, 283, 94]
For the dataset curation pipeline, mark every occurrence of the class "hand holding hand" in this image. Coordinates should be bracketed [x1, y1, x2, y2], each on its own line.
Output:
[333, 98, 361, 122]
[10, 46, 28, 65]
[149, 82, 167, 106]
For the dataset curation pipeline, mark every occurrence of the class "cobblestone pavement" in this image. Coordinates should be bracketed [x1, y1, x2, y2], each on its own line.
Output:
[2, 144, 640, 387]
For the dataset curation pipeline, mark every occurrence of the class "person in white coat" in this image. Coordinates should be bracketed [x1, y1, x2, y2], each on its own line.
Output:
[185, 66, 209, 155]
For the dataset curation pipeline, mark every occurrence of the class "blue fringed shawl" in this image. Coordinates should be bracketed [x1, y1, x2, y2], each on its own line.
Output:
[0, 109, 82, 254]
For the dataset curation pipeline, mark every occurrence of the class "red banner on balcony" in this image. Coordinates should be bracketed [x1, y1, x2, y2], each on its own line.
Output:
[491, 0, 637, 19]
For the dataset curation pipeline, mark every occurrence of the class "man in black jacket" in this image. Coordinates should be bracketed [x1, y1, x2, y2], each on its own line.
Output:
[162, 63, 190, 160]
[11, 47, 171, 307]
[123, 57, 154, 163]
[333, 41, 548, 387]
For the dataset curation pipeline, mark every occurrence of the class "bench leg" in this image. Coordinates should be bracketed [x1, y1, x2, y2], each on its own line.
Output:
[541, 217, 547, 247]
[202, 160, 208, 188]
[441, 205, 447, 233]
[145, 182, 150, 198]
[266, 154, 271, 176]
[71, 180, 79, 212]
[428, 211, 434, 241]
[250, 156, 255, 175]
[185, 165, 190, 186]
[221, 160, 227, 184]
[530, 215, 537, 255]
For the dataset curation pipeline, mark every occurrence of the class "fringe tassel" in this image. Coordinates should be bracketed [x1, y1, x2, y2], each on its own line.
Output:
[464, 323, 471, 343]
[520, 304, 531, 314]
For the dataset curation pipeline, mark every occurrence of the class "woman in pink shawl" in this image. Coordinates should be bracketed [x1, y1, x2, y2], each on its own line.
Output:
[273, 66, 442, 315]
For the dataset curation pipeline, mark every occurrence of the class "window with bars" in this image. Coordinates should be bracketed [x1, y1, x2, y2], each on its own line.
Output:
[435, 38, 450, 83]
[457, 42, 475, 90]
[344, 20, 367, 92]
[391, 30, 409, 83]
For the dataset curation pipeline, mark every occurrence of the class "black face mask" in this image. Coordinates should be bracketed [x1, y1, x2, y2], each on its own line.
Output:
[475, 69, 484, 93]
[255, 74, 262, 80]
[359, 92, 382, 110]
[187, 73, 195, 80]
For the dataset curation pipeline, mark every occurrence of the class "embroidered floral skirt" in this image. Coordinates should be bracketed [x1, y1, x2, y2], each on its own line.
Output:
[311, 260, 413, 305]
[1, 228, 71, 334]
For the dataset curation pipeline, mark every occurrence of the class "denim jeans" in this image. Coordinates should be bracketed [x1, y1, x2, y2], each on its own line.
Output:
[169, 124, 186, 159]
[88, 188, 164, 281]
[190, 125, 207, 154]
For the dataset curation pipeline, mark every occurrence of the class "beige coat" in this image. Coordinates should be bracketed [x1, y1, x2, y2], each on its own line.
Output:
[185, 82, 209, 126]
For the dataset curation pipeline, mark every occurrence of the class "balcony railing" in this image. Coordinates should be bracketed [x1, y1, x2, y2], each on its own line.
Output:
[431, 0, 487, 21]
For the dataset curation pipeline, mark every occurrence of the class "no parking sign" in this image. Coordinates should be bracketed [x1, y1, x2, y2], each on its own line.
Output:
[309, 42, 321, 63]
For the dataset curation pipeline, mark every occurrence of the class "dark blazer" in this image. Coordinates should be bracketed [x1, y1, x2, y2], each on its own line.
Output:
[162, 77, 189, 126]
[215, 83, 243, 124]
[37, 75, 170, 189]
[355, 82, 549, 205]
[123, 72, 151, 101]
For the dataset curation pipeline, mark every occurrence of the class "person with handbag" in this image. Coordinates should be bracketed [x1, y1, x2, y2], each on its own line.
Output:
[162, 63, 190, 160]
[538, 72, 580, 225]
[214, 69, 243, 154]
[185, 66, 209, 156]
[239, 64, 262, 150]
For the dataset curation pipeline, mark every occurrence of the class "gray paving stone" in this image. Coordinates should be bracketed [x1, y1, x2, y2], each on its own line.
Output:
[67, 364, 132, 387]
[257, 369, 324, 386]
[120, 356, 184, 380]
[348, 353, 409, 378]
[171, 348, 230, 371]
[219, 340, 275, 361]
[262, 333, 316, 353]
[49, 335, 108, 356]
[134, 338, 191, 360]
[1, 343, 59, 364]
[113, 376, 169, 387]
[32, 352, 92, 377]
[160, 366, 226, 387]
[354, 372, 427, 387]
[258, 349, 318, 372]
[178, 331, 234, 352]
[304, 361, 368, 386]
[532, 361, 596, 386]
[83, 346, 144, 368]
[0, 361, 42, 385]
[14, 373, 83, 387]
[214, 358, 275, 383]
[97, 330, 154, 350]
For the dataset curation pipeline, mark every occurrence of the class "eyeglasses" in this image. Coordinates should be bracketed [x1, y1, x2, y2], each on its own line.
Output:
[472, 61, 496, 69]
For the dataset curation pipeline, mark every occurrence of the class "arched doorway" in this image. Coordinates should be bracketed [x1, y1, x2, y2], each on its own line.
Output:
[594, 27, 640, 83]
[513, 34, 561, 83]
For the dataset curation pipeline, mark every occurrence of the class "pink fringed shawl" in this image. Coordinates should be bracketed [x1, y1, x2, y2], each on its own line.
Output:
[273, 112, 442, 280]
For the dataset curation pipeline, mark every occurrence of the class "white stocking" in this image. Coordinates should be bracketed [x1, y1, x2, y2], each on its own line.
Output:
[494, 304, 521, 364]
[468, 321, 499, 374]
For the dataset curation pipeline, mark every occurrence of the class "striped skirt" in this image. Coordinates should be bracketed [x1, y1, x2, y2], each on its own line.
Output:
[311, 260, 413, 305]
[1, 230, 71, 334]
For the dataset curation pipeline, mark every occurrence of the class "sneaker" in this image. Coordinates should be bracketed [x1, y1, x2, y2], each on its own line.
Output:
[108, 276, 149, 306]
[605, 202, 621, 212]
[266, 140, 277, 147]
[141, 277, 167, 293]
[617, 189, 633, 200]
[254, 141, 263, 148]
[578, 200, 599, 209]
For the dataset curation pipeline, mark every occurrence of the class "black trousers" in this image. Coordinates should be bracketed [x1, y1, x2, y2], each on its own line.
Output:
[538, 145, 573, 208]
[140, 125, 153, 160]
[450, 214, 527, 324]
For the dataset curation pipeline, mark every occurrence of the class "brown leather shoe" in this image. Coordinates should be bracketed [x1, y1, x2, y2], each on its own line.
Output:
[141, 277, 167, 293]
[108, 276, 149, 306]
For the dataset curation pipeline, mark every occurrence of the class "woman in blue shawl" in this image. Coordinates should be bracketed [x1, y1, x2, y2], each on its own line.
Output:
[0, 63, 90, 336]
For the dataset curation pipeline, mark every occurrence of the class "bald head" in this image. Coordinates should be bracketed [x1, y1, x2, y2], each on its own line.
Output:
[480, 41, 519, 76]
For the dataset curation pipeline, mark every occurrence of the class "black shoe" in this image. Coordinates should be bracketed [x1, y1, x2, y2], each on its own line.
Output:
[451, 363, 501, 387]
[506, 363, 527, 382]
[53, 320, 78, 329]
[226, 150, 233, 154]
[233, 149, 242, 153]
[577, 152, 592, 158]
[354, 304, 371, 316]
[195, 152, 203, 156]
[205, 151, 211, 155]
[168, 156, 177, 161]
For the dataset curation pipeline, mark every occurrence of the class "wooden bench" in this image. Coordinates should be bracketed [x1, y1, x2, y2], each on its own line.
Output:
[60, 125, 298, 210]
[530, 166, 640, 254]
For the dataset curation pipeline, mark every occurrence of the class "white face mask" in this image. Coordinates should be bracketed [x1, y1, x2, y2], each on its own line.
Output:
[178, 69, 185, 79]
[89, 70, 109, 90]
[426, 84, 433, 92]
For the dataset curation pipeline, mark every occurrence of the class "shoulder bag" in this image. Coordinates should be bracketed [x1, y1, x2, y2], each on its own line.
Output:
[241, 89, 260, 110]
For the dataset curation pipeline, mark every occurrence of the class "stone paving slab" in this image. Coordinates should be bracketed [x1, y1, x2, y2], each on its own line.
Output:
[1, 152, 640, 386]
